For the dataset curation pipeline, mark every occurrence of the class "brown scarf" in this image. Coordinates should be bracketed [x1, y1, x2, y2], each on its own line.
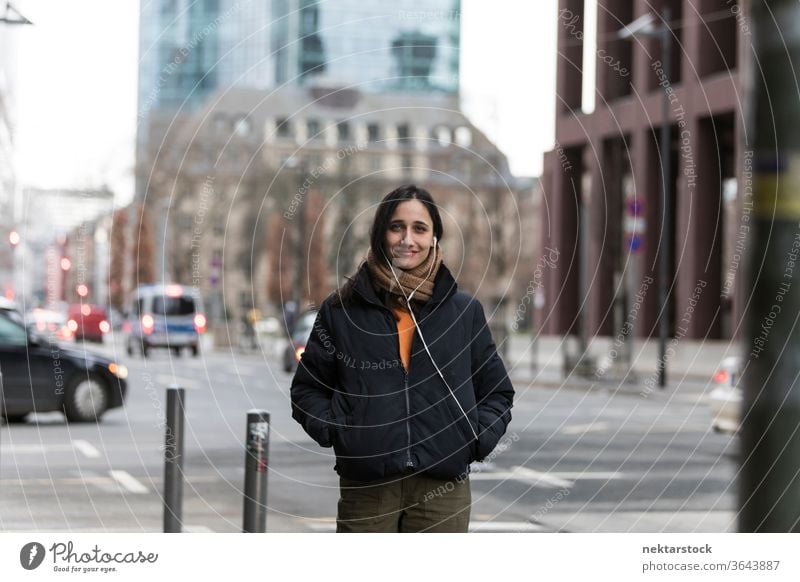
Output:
[366, 245, 443, 304]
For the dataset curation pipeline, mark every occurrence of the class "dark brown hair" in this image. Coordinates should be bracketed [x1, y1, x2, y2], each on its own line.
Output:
[333, 184, 443, 306]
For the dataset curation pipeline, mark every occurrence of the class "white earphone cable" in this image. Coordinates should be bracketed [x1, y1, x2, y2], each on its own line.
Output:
[384, 237, 479, 442]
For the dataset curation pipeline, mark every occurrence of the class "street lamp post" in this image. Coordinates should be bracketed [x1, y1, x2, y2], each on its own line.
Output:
[0, 2, 32, 25]
[740, 0, 800, 532]
[619, 7, 673, 388]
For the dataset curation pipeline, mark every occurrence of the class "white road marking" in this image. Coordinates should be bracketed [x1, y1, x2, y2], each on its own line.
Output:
[470, 466, 574, 488]
[562, 422, 611, 434]
[154, 375, 203, 390]
[109, 470, 149, 494]
[72, 440, 101, 459]
[549, 471, 623, 480]
[470, 467, 623, 487]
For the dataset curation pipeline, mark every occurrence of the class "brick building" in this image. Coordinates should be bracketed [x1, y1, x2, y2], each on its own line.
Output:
[541, 0, 747, 342]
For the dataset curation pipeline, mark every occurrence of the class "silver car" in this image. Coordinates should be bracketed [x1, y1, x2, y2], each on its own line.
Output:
[709, 356, 742, 434]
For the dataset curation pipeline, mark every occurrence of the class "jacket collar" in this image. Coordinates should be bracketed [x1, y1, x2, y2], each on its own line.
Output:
[351, 260, 458, 309]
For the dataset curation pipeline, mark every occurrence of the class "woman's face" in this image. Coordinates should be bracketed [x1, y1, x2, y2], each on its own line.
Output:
[384, 200, 435, 271]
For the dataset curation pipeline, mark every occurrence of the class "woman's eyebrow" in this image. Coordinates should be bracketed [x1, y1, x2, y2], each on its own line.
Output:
[390, 219, 430, 226]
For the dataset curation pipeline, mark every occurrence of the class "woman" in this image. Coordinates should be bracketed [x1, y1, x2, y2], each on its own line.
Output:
[290, 184, 514, 532]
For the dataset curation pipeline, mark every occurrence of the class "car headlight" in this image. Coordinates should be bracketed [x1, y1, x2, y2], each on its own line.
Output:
[109, 362, 128, 379]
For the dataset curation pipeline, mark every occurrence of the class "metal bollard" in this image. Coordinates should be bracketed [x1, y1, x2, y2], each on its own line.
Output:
[242, 410, 270, 533]
[163, 386, 186, 533]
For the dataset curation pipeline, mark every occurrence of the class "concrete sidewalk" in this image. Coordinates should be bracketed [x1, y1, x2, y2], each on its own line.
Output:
[502, 334, 739, 394]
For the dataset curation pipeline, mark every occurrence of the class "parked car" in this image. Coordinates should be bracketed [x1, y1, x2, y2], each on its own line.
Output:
[0, 309, 128, 423]
[125, 284, 206, 357]
[709, 356, 742, 434]
[25, 308, 73, 341]
[0, 296, 19, 317]
[67, 304, 110, 343]
[282, 310, 318, 373]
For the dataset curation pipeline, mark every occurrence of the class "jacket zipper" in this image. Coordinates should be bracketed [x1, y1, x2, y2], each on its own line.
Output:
[403, 368, 413, 468]
[375, 303, 419, 469]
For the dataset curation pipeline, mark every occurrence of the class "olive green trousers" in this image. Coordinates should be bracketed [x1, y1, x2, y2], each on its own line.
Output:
[336, 471, 471, 533]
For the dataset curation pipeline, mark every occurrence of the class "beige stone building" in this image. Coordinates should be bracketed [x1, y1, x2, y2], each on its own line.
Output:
[142, 85, 534, 334]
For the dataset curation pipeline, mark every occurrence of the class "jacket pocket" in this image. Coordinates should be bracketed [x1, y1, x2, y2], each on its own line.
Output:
[441, 391, 479, 458]
[331, 389, 364, 449]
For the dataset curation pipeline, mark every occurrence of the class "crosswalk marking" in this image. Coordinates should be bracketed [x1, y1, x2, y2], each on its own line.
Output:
[109, 470, 149, 494]
[72, 440, 101, 458]
[471, 466, 573, 488]
[470, 466, 624, 488]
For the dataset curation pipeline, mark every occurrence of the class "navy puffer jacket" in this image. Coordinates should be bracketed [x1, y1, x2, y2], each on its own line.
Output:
[290, 262, 514, 481]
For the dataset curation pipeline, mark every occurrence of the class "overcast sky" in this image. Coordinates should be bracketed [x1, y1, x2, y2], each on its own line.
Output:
[11, 0, 557, 206]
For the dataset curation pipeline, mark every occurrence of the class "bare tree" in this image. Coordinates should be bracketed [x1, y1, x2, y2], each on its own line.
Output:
[109, 208, 128, 310]
[266, 211, 293, 307]
[306, 188, 329, 307]
[133, 203, 156, 287]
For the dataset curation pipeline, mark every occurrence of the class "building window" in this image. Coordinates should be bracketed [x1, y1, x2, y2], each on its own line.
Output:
[337, 121, 350, 142]
[434, 126, 450, 146]
[397, 123, 410, 145]
[454, 126, 472, 147]
[367, 123, 381, 143]
[234, 115, 252, 137]
[307, 119, 321, 140]
[276, 117, 292, 138]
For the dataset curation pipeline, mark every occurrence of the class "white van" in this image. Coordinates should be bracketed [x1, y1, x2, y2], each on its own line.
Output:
[125, 284, 206, 357]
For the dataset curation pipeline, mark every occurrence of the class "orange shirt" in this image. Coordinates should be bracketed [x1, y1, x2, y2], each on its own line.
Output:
[393, 305, 415, 371]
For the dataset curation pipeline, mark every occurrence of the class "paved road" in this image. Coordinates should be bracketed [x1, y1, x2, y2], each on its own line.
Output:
[0, 335, 738, 532]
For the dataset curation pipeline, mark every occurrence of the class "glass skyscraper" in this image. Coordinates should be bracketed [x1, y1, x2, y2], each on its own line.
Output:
[138, 0, 460, 118]
[136, 0, 461, 198]
[271, 0, 460, 93]
[137, 0, 272, 117]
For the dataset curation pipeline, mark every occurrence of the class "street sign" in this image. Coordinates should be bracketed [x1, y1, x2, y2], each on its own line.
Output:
[627, 199, 643, 216]
[626, 233, 642, 252]
[624, 216, 647, 234]
[625, 197, 645, 254]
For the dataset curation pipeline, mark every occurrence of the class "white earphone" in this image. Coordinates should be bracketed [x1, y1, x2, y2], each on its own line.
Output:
[383, 234, 479, 442]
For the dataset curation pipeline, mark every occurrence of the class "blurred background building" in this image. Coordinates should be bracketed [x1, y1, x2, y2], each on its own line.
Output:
[136, 0, 274, 201]
[0, 6, 23, 300]
[150, 85, 533, 330]
[130, 0, 537, 344]
[541, 0, 745, 345]
[19, 187, 113, 308]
